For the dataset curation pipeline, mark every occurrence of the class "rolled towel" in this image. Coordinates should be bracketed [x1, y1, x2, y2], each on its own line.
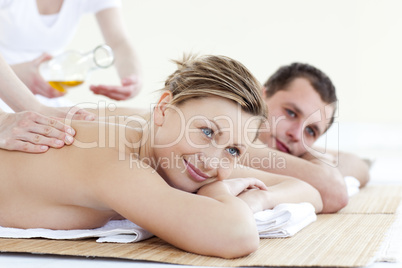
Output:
[254, 202, 317, 238]
[0, 219, 153, 243]
[344, 176, 360, 197]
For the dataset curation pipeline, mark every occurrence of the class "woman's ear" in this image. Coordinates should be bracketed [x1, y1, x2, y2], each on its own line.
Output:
[153, 91, 173, 126]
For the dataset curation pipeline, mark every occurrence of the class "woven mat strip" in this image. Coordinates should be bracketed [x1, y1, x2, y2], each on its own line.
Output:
[0, 214, 395, 267]
[339, 185, 402, 214]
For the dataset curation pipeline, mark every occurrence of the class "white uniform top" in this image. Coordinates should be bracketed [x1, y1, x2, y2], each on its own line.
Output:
[0, 0, 121, 64]
[0, 0, 121, 111]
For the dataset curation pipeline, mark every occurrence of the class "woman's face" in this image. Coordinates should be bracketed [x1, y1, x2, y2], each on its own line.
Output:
[260, 77, 334, 157]
[152, 95, 260, 193]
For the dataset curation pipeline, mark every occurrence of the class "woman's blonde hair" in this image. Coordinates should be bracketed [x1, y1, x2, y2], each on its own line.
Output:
[163, 55, 267, 119]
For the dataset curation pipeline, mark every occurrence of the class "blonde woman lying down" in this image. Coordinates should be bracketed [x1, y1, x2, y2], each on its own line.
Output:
[0, 55, 322, 258]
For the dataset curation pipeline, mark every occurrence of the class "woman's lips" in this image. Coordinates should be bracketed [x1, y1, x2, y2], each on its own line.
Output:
[184, 160, 210, 182]
[275, 138, 290, 154]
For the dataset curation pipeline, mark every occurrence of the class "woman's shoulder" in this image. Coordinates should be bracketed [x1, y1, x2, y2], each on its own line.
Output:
[71, 117, 145, 156]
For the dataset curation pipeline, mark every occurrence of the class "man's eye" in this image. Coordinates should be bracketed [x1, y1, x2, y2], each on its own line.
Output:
[226, 147, 240, 157]
[305, 126, 315, 137]
[286, 109, 296, 118]
[202, 128, 213, 138]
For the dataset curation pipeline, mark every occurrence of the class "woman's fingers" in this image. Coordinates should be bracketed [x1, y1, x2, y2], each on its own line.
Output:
[223, 177, 268, 196]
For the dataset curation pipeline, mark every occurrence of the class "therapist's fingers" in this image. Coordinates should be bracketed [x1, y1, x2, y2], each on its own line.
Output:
[5, 140, 50, 153]
[90, 84, 131, 100]
[0, 111, 74, 153]
[31, 54, 65, 98]
[69, 109, 96, 121]
[28, 123, 74, 145]
[12, 124, 73, 148]
[38, 106, 96, 122]
[16, 133, 62, 149]
[31, 81, 65, 99]
[33, 114, 76, 136]
[12, 111, 74, 147]
[90, 76, 141, 100]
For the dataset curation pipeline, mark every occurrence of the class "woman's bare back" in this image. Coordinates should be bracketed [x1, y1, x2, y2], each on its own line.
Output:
[0, 120, 140, 229]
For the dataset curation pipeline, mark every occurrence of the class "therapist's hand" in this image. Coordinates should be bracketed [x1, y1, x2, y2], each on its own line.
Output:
[0, 111, 75, 153]
[11, 53, 64, 98]
[0, 105, 96, 153]
[37, 105, 96, 122]
[90, 75, 142, 100]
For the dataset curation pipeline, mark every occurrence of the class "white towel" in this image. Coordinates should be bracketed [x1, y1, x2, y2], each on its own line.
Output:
[0, 220, 153, 243]
[254, 202, 317, 238]
[0, 203, 316, 243]
[345, 176, 360, 197]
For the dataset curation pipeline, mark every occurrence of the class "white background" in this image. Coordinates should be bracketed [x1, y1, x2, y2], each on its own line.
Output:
[65, 0, 402, 125]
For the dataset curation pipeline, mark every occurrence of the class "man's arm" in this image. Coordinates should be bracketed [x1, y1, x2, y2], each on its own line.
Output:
[243, 144, 348, 213]
[323, 149, 370, 187]
[230, 165, 323, 213]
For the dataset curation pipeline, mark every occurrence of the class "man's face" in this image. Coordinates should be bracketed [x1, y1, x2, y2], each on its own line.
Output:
[259, 77, 335, 157]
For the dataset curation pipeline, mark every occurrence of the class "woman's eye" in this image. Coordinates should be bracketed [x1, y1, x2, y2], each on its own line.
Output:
[285, 109, 296, 118]
[226, 147, 240, 157]
[305, 126, 315, 137]
[201, 128, 213, 138]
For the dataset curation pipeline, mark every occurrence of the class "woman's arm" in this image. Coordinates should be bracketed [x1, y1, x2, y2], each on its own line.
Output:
[243, 144, 347, 213]
[92, 161, 262, 259]
[92, 7, 142, 100]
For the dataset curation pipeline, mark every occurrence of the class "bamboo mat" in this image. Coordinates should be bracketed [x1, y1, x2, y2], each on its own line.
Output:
[339, 185, 402, 214]
[0, 185, 401, 267]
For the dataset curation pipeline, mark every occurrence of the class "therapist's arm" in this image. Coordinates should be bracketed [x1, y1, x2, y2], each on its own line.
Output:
[0, 53, 95, 117]
[91, 6, 142, 100]
[0, 53, 95, 152]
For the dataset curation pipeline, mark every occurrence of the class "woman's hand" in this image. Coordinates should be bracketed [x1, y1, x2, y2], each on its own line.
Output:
[0, 111, 75, 153]
[90, 75, 142, 100]
[237, 189, 269, 213]
[197, 178, 267, 199]
[197, 178, 268, 213]
[11, 53, 64, 98]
